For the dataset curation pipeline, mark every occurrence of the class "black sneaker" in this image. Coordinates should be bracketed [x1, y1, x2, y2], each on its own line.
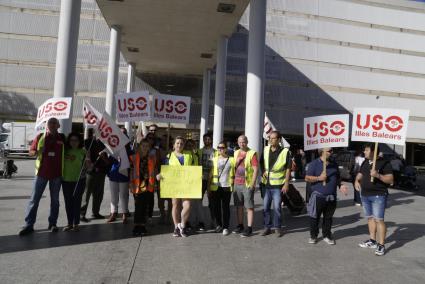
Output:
[214, 226, 223, 233]
[172, 227, 181, 237]
[80, 216, 90, 223]
[178, 223, 189, 238]
[198, 222, 206, 232]
[140, 226, 148, 235]
[18, 226, 34, 236]
[232, 225, 244, 234]
[241, 228, 253, 238]
[375, 244, 386, 256]
[133, 226, 142, 237]
[260, 228, 272, 236]
[91, 214, 105, 220]
[359, 239, 377, 249]
[48, 225, 58, 233]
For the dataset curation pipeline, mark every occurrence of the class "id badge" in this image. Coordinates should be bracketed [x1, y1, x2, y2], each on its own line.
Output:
[48, 152, 56, 157]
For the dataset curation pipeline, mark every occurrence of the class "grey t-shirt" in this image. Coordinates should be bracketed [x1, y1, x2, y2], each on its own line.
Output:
[218, 156, 231, 187]
[201, 148, 215, 180]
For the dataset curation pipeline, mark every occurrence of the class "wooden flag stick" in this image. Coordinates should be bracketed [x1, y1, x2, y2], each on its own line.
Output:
[322, 150, 327, 186]
[370, 142, 379, 182]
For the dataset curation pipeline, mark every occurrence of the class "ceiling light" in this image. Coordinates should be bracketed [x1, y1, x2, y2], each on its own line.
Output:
[200, 53, 213, 59]
[127, 47, 139, 53]
[217, 3, 236, 14]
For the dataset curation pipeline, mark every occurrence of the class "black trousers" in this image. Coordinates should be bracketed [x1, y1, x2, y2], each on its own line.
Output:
[134, 191, 154, 225]
[62, 179, 85, 225]
[310, 198, 337, 239]
[211, 187, 232, 229]
[81, 172, 105, 216]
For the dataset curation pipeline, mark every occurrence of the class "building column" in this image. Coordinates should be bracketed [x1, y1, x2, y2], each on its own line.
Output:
[212, 36, 228, 149]
[105, 25, 121, 118]
[244, 0, 267, 153]
[200, 69, 211, 148]
[53, 0, 82, 135]
[125, 63, 136, 139]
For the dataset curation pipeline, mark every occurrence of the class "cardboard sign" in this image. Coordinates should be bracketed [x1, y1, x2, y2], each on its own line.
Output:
[159, 165, 202, 199]
[351, 108, 409, 146]
[35, 97, 72, 126]
[304, 114, 349, 151]
[152, 94, 191, 124]
[115, 91, 150, 122]
[82, 101, 101, 128]
[95, 112, 130, 154]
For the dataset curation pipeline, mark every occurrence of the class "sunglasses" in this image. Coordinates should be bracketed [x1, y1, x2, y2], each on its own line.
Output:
[217, 146, 226, 150]
[70, 139, 79, 142]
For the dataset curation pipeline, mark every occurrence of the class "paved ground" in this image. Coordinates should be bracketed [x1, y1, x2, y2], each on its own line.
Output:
[0, 160, 424, 284]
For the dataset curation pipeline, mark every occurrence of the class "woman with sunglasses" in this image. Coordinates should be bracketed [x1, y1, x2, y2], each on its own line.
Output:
[62, 132, 91, 232]
[208, 141, 235, 236]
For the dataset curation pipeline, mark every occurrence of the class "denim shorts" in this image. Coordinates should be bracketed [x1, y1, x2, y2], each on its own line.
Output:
[361, 194, 387, 220]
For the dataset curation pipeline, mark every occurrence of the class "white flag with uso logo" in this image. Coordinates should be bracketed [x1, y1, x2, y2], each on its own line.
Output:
[95, 112, 130, 155]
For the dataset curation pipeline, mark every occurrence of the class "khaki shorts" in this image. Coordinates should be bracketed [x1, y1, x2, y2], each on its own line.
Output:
[233, 184, 254, 209]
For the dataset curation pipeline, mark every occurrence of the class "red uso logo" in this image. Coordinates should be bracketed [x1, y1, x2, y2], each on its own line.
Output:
[38, 101, 68, 119]
[117, 97, 148, 112]
[306, 120, 345, 138]
[98, 117, 120, 148]
[83, 107, 98, 125]
[154, 98, 187, 114]
[356, 114, 404, 132]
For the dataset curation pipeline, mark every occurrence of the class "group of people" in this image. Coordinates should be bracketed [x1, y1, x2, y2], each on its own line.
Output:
[18, 117, 394, 256]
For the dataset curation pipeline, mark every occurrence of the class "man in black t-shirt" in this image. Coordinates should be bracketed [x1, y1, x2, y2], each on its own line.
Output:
[355, 143, 394, 256]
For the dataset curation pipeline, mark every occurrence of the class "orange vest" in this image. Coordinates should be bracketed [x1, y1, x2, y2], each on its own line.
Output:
[130, 152, 157, 194]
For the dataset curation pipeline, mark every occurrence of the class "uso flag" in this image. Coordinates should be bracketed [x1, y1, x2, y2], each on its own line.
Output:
[82, 101, 101, 129]
[95, 112, 129, 155]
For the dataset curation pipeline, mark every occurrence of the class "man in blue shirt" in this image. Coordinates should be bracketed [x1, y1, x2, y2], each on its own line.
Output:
[305, 148, 349, 245]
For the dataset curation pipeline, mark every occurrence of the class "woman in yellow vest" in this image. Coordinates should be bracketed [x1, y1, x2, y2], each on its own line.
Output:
[208, 141, 235, 236]
[157, 136, 196, 237]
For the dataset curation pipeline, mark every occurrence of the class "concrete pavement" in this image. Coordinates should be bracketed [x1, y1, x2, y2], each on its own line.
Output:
[0, 160, 424, 284]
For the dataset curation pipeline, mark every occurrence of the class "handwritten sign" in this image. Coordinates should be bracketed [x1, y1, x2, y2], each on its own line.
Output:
[160, 165, 202, 199]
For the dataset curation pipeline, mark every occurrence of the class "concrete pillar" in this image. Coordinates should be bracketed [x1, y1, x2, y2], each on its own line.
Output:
[125, 63, 136, 139]
[200, 69, 211, 148]
[105, 25, 121, 118]
[212, 36, 228, 148]
[244, 0, 267, 153]
[53, 0, 81, 135]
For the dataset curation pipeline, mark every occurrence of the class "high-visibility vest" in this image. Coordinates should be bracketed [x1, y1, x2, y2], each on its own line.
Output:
[167, 151, 196, 166]
[261, 146, 289, 185]
[234, 148, 257, 187]
[211, 156, 235, 191]
[129, 152, 157, 194]
[35, 133, 64, 176]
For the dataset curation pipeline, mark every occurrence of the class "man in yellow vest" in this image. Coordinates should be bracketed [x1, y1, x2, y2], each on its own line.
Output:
[19, 118, 65, 236]
[260, 131, 291, 237]
[233, 135, 259, 237]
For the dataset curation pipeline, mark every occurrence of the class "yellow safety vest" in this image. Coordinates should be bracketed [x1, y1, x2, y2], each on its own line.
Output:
[167, 151, 196, 166]
[35, 133, 65, 176]
[234, 149, 257, 187]
[262, 146, 289, 185]
[211, 156, 235, 191]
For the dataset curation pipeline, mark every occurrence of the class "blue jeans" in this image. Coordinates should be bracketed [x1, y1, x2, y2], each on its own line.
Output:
[263, 187, 282, 229]
[24, 176, 62, 228]
[361, 194, 387, 220]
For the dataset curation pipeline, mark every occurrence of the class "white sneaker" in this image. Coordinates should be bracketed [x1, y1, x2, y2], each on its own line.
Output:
[308, 237, 317, 244]
[323, 237, 336, 245]
[222, 229, 230, 236]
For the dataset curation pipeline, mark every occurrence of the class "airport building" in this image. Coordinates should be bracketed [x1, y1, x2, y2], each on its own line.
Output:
[1, 0, 425, 166]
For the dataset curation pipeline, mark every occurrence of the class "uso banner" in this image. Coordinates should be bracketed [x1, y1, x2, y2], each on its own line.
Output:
[95, 112, 130, 154]
[36, 97, 72, 126]
[115, 91, 150, 122]
[82, 101, 101, 128]
[152, 94, 191, 124]
[351, 108, 409, 146]
[304, 114, 349, 151]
